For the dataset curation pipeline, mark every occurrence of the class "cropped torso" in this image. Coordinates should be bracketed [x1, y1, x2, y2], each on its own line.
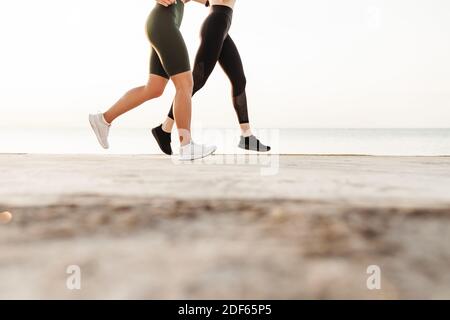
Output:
[210, 0, 236, 9]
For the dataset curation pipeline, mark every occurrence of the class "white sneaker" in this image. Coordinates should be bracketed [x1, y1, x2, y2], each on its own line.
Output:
[179, 141, 217, 161]
[89, 113, 110, 149]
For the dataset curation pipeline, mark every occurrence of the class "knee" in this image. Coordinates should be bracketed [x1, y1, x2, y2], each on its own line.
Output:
[192, 69, 206, 94]
[192, 81, 203, 95]
[151, 87, 165, 99]
[144, 86, 165, 100]
[240, 75, 247, 91]
[175, 77, 194, 95]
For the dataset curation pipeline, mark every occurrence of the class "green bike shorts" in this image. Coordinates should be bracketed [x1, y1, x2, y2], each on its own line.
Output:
[146, 2, 191, 79]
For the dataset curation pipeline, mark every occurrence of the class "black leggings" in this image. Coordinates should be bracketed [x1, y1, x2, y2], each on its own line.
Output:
[168, 5, 249, 124]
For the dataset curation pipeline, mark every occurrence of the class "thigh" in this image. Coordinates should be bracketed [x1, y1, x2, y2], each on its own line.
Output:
[152, 26, 191, 77]
[193, 17, 230, 85]
[150, 49, 169, 79]
[218, 35, 246, 83]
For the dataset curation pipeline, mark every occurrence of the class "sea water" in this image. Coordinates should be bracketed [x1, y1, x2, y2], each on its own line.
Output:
[0, 128, 449, 156]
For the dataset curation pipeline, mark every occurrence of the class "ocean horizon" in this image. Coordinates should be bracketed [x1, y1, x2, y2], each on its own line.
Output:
[1, 128, 449, 156]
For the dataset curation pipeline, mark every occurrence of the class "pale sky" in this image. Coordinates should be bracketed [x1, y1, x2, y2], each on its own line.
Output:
[0, 0, 449, 129]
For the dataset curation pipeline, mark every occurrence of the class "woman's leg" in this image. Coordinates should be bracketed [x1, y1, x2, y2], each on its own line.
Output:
[163, 13, 231, 131]
[218, 35, 250, 135]
[89, 73, 168, 149]
[103, 74, 168, 124]
[219, 35, 271, 152]
[170, 71, 193, 145]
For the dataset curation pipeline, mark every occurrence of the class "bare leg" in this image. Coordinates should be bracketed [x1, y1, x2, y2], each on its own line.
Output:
[162, 117, 175, 133]
[170, 71, 193, 146]
[103, 74, 168, 124]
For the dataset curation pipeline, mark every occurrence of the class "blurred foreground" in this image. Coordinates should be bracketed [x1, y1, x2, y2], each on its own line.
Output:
[1, 154, 450, 299]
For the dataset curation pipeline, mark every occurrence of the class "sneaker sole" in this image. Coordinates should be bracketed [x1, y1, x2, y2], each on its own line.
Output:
[89, 116, 109, 149]
[179, 146, 217, 161]
[238, 144, 271, 153]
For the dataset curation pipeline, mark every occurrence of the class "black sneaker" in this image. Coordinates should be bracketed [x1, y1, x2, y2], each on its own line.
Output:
[238, 135, 271, 152]
[151, 124, 173, 155]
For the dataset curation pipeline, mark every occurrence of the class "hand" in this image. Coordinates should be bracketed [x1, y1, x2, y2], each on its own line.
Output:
[156, 0, 176, 7]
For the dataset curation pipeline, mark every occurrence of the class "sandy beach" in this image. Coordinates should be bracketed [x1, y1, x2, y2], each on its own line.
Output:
[1, 154, 450, 299]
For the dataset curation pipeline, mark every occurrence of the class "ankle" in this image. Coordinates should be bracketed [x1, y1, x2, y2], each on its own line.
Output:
[241, 129, 253, 137]
[162, 118, 174, 133]
[178, 129, 191, 146]
[102, 113, 113, 125]
[161, 123, 172, 133]
[240, 124, 252, 137]
[180, 139, 191, 147]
